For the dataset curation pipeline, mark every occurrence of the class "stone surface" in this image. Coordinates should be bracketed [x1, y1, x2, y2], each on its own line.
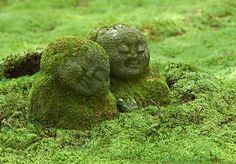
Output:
[89, 24, 150, 79]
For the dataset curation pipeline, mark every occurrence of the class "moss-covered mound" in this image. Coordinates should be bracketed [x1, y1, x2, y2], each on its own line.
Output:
[164, 63, 228, 103]
[0, 75, 36, 129]
[29, 75, 117, 129]
[0, 50, 42, 79]
[29, 37, 118, 129]
[41, 37, 110, 96]
[41, 37, 108, 78]
[89, 24, 150, 79]
[111, 67, 170, 111]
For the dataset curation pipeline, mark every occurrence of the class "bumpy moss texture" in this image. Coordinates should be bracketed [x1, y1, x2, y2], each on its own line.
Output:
[111, 67, 170, 110]
[89, 24, 150, 79]
[41, 37, 109, 80]
[29, 75, 117, 129]
[29, 37, 118, 129]
[164, 63, 228, 103]
[42, 37, 110, 96]
[163, 62, 236, 128]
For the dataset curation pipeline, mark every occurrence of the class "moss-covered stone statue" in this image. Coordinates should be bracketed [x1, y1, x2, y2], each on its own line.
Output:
[29, 37, 118, 129]
[89, 24, 170, 111]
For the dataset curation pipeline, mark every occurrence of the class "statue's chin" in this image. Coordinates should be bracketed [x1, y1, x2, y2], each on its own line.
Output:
[73, 86, 94, 96]
[74, 84, 106, 96]
[113, 68, 143, 79]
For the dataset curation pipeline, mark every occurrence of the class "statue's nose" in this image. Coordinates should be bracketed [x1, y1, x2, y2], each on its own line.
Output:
[85, 68, 94, 77]
[127, 50, 137, 59]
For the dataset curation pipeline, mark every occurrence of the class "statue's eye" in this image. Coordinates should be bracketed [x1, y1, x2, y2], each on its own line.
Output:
[137, 45, 145, 53]
[94, 67, 107, 81]
[118, 45, 129, 54]
[80, 66, 87, 73]
[119, 49, 129, 53]
[136, 44, 146, 57]
[137, 49, 145, 53]
[94, 71, 103, 80]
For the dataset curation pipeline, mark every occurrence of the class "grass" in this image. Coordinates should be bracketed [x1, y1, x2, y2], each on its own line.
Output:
[0, 0, 236, 163]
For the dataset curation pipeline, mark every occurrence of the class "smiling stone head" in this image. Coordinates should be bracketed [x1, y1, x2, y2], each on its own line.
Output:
[89, 24, 150, 79]
[41, 37, 110, 96]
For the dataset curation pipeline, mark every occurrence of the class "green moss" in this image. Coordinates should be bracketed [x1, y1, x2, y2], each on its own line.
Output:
[29, 74, 118, 129]
[194, 1, 236, 29]
[1, 0, 236, 163]
[0, 127, 39, 150]
[0, 75, 36, 128]
[29, 36, 118, 129]
[111, 67, 170, 108]
[139, 13, 188, 41]
[41, 37, 109, 78]
[164, 62, 227, 103]
[164, 62, 201, 88]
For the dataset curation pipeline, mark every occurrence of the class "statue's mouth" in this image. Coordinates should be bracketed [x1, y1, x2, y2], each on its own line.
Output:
[80, 77, 89, 88]
[126, 60, 139, 69]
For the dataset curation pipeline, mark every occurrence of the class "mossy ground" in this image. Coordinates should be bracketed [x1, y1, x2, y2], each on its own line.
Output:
[0, 0, 236, 163]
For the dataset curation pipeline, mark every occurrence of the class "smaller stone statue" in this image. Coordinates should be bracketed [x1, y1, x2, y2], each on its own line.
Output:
[29, 37, 118, 129]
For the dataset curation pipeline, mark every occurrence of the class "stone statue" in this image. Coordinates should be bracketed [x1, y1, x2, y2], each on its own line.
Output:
[53, 46, 109, 96]
[29, 37, 118, 129]
[89, 24, 170, 110]
[89, 24, 150, 79]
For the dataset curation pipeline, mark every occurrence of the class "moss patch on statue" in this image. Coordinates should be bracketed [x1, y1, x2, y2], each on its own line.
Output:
[89, 24, 170, 110]
[30, 75, 117, 129]
[29, 37, 118, 129]
[111, 68, 170, 112]
[40, 37, 110, 96]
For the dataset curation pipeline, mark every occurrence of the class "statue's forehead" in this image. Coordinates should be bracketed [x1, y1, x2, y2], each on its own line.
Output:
[64, 53, 108, 69]
[116, 38, 147, 48]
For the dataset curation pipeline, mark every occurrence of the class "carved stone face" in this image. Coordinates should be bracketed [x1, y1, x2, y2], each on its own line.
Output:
[90, 24, 150, 79]
[112, 35, 149, 78]
[58, 49, 109, 96]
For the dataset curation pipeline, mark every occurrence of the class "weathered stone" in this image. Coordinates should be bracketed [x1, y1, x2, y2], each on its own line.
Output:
[89, 24, 150, 79]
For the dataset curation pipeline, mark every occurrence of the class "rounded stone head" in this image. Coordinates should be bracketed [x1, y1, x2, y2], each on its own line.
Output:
[41, 37, 110, 96]
[89, 24, 150, 79]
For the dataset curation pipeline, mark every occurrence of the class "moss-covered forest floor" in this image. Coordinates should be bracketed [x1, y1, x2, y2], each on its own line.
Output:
[0, 0, 236, 163]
